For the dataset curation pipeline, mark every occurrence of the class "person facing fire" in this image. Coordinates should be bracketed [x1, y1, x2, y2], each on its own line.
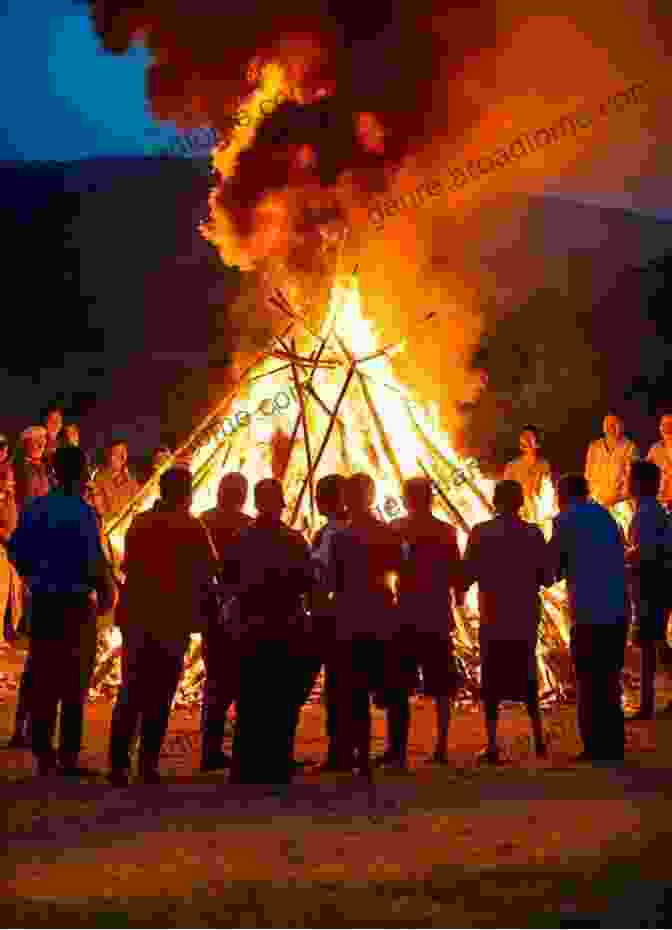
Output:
[310, 474, 349, 771]
[198, 472, 253, 772]
[44, 407, 63, 462]
[461, 480, 552, 765]
[329, 473, 403, 777]
[646, 414, 672, 510]
[585, 414, 639, 523]
[14, 426, 53, 513]
[383, 476, 464, 769]
[626, 460, 672, 720]
[93, 439, 141, 523]
[0, 434, 17, 543]
[503, 426, 552, 522]
[222, 478, 314, 785]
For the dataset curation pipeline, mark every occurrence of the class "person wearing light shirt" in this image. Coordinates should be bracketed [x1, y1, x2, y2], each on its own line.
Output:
[549, 474, 629, 763]
[646, 414, 672, 510]
[584, 414, 638, 529]
[503, 426, 552, 523]
[626, 460, 672, 720]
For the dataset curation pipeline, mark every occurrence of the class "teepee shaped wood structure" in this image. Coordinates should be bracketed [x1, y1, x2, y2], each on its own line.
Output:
[94, 273, 573, 706]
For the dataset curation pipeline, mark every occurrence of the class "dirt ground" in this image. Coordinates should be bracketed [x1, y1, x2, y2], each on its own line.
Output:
[2, 643, 672, 927]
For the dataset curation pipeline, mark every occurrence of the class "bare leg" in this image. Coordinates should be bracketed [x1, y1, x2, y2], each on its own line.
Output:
[525, 694, 546, 756]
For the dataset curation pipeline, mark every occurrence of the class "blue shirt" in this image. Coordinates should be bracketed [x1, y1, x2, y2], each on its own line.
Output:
[8, 490, 106, 594]
[550, 500, 627, 626]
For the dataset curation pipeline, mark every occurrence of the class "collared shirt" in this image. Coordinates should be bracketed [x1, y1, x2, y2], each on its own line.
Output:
[585, 437, 639, 506]
[389, 513, 462, 635]
[549, 500, 627, 626]
[502, 455, 552, 520]
[93, 467, 141, 523]
[9, 489, 107, 595]
[462, 514, 552, 642]
[646, 441, 672, 504]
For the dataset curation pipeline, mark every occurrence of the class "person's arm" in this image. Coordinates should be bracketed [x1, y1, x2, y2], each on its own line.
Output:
[6, 507, 32, 579]
[584, 442, 595, 487]
[534, 526, 555, 588]
[446, 528, 465, 606]
[459, 528, 480, 596]
[84, 506, 117, 613]
[547, 515, 568, 583]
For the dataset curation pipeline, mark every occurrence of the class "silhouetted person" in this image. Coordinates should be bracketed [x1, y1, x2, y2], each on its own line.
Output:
[310, 474, 349, 771]
[462, 480, 552, 764]
[549, 474, 629, 763]
[330, 473, 402, 777]
[626, 460, 672, 719]
[9, 447, 115, 776]
[385, 477, 463, 768]
[108, 468, 217, 785]
[224, 478, 314, 784]
[44, 407, 63, 463]
[198, 472, 253, 771]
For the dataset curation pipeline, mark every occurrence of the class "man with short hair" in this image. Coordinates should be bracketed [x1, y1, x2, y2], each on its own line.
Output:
[198, 472, 253, 771]
[9, 447, 115, 776]
[44, 407, 64, 462]
[503, 426, 552, 523]
[646, 414, 672, 510]
[14, 426, 52, 513]
[549, 474, 629, 763]
[384, 476, 464, 768]
[0, 434, 17, 542]
[626, 460, 672, 719]
[109, 468, 218, 784]
[93, 440, 141, 523]
[462, 480, 552, 764]
[585, 414, 638, 528]
[223, 478, 314, 784]
[310, 474, 349, 771]
[329, 473, 403, 777]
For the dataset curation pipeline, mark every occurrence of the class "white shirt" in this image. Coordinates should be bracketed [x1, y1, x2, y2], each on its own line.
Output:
[585, 437, 638, 506]
[646, 441, 672, 503]
[550, 500, 627, 626]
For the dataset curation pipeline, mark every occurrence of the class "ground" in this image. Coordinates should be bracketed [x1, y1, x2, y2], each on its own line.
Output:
[2, 644, 671, 928]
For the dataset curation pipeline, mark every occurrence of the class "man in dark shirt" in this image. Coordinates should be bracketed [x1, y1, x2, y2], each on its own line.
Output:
[385, 477, 463, 768]
[224, 478, 314, 785]
[9, 447, 115, 776]
[198, 472, 253, 771]
[108, 467, 218, 784]
[330, 473, 403, 777]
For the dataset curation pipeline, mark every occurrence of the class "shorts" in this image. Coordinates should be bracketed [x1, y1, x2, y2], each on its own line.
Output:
[384, 629, 460, 698]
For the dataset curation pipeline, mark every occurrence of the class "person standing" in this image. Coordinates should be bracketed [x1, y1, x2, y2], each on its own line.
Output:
[14, 426, 53, 513]
[108, 467, 217, 785]
[329, 473, 403, 777]
[8, 447, 116, 776]
[383, 477, 464, 768]
[44, 407, 64, 462]
[0, 435, 17, 542]
[503, 426, 552, 524]
[63, 423, 81, 448]
[223, 478, 314, 785]
[93, 440, 141, 524]
[626, 460, 672, 720]
[549, 474, 629, 763]
[585, 414, 639, 529]
[461, 480, 552, 764]
[198, 472, 253, 772]
[646, 414, 672, 511]
[310, 474, 350, 771]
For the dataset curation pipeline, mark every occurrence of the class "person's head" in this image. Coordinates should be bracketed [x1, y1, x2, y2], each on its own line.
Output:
[21, 426, 47, 460]
[659, 414, 672, 443]
[630, 460, 661, 500]
[493, 479, 525, 516]
[0, 434, 9, 465]
[217, 472, 248, 513]
[316, 474, 347, 518]
[63, 423, 80, 446]
[254, 478, 285, 519]
[45, 408, 63, 438]
[107, 440, 128, 471]
[556, 473, 589, 511]
[159, 466, 192, 509]
[345, 472, 376, 516]
[603, 413, 624, 441]
[152, 445, 172, 469]
[519, 425, 541, 454]
[53, 446, 89, 490]
[403, 476, 433, 515]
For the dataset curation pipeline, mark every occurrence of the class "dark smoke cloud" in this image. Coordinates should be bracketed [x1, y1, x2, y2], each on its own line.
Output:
[84, 1, 495, 262]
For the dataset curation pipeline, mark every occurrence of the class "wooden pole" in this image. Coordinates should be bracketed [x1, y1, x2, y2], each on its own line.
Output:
[290, 336, 315, 524]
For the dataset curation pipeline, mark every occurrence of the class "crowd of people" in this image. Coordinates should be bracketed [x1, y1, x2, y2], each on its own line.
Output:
[1, 408, 672, 785]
